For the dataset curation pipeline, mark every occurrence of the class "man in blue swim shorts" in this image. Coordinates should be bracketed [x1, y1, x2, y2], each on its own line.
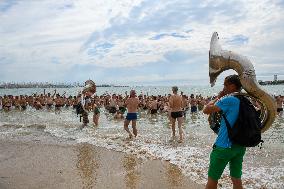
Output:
[124, 90, 139, 139]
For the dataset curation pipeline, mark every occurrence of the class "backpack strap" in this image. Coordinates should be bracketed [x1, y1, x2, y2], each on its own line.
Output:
[222, 113, 232, 132]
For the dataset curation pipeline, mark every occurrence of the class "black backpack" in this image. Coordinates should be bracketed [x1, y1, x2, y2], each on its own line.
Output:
[223, 95, 263, 147]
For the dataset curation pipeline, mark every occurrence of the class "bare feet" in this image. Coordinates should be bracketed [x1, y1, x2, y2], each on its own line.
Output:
[169, 136, 176, 142]
[79, 124, 86, 130]
[126, 134, 133, 140]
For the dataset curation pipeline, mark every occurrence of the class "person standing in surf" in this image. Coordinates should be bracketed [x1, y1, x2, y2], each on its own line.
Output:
[169, 86, 184, 143]
[92, 99, 100, 127]
[203, 75, 245, 189]
[124, 90, 139, 139]
[276, 95, 283, 117]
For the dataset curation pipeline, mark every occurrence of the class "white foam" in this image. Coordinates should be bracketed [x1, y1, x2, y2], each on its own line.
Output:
[0, 108, 283, 188]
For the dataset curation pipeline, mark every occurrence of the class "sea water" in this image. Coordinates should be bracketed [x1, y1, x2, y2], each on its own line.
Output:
[0, 85, 283, 189]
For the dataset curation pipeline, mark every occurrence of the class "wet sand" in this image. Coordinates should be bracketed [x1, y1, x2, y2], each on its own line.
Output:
[0, 139, 204, 189]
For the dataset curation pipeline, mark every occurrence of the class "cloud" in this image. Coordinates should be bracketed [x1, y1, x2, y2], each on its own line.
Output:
[0, 0, 284, 84]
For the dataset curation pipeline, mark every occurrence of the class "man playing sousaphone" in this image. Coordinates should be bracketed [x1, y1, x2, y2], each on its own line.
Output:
[204, 32, 277, 189]
[79, 80, 96, 129]
[203, 75, 246, 189]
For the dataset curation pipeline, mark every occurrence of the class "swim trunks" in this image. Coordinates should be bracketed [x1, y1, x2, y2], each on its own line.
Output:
[109, 107, 117, 113]
[171, 111, 183, 119]
[126, 113, 137, 120]
[94, 107, 100, 115]
[119, 107, 126, 113]
[47, 104, 53, 108]
[191, 106, 197, 113]
[150, 109, 158, 114]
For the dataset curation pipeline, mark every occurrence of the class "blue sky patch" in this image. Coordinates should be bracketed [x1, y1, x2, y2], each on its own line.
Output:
[87, 42, 114, 57]
[226, 35, 249, 45]
[0, 0, 18, 12]
[150, 33, 188, 40]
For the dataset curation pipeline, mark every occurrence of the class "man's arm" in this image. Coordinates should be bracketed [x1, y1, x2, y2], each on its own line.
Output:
[203, 103, 221, 115]
[52, 90, 57, 97]
[125, 98, 129, 107]
[203, 90, 227, 115]
[169, 96, 173, 108]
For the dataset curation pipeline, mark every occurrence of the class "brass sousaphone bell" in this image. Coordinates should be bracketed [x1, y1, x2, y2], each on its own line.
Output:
[82, 80, 96, 95]
[208, 32, 277, 133]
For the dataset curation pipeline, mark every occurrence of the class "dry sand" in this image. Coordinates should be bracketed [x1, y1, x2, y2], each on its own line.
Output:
[0, 139, 204, 189]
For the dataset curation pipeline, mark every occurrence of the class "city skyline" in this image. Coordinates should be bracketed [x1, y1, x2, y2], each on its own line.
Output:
[0, 0, 284, 85]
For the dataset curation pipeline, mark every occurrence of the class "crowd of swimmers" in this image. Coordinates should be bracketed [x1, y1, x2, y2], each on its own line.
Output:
[0, 88, 208, 117]
[0, 88, 283, 141]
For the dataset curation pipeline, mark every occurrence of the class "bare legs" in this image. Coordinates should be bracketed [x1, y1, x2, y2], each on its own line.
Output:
[171, 117, 184, 142]
[231, 177, 243, 189]
[93, 114, 99, 126]
[205, 177, 218, 189]
[205, 177, 243, 189]
[124, 120, 137, 139]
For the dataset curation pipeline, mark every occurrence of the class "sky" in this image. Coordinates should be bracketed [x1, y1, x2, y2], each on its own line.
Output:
[0, 0, 284, 86]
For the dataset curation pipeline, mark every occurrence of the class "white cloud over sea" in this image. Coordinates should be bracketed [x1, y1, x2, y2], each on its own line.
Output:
[0, 0, 284, 85]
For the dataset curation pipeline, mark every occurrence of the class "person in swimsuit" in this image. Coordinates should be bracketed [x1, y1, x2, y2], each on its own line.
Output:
[149, 96, 158, 114]
[169, 86, 184, 143]
[3, 95, 12, 111]
[190, 94, 198, 113]
[110, 95, 118, 113]
[65, 96, 73, 108]
[46, 90, 56, 110]
[14, 96, 21, 110]
[182, 95, 189, 118]
[114, 110, 124, 119]
[93, 100, 100, 126]
[34, 97, 43, 110]
[124, 90, 139, 139]
[19, 95, 27, 110]
[54, 94, 62, 113]
[0, 96, 2, 110]
[276, 95, 283, 117]
[117, 95, 126, 114]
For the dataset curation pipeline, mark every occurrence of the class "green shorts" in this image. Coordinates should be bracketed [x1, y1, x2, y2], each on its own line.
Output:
[208, 144, 246, 180]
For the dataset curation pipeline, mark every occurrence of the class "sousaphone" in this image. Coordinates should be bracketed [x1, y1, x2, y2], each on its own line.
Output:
[82, 80, 96, 95]
[208, 32, 276, 133]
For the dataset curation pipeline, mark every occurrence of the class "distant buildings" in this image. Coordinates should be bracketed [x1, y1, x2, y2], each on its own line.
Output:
[258, 77, 284, 85]
[274, 74, 278, 82]
[258, 80, 284, 85]
[0, 82, 128, 89]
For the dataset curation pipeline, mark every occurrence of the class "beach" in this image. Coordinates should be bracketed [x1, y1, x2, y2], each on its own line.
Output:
[1, 0, 284, 188]
[0, 86, 283, 189]
[0, 137, 203, 189]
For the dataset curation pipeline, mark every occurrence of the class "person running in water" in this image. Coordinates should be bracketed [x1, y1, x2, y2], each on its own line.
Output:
[124, 90, 139, 139]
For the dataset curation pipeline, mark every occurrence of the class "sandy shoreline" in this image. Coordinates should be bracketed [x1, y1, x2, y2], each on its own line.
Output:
[0, 138, 204, 189]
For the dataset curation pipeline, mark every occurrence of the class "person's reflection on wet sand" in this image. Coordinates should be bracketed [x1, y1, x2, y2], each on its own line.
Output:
[166, 163, 184, 188]
[76, 143, 99, 189]
[123, 154, 140, 189]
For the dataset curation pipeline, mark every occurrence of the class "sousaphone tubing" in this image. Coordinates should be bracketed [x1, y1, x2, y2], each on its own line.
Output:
[208, 32, 276, 133]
